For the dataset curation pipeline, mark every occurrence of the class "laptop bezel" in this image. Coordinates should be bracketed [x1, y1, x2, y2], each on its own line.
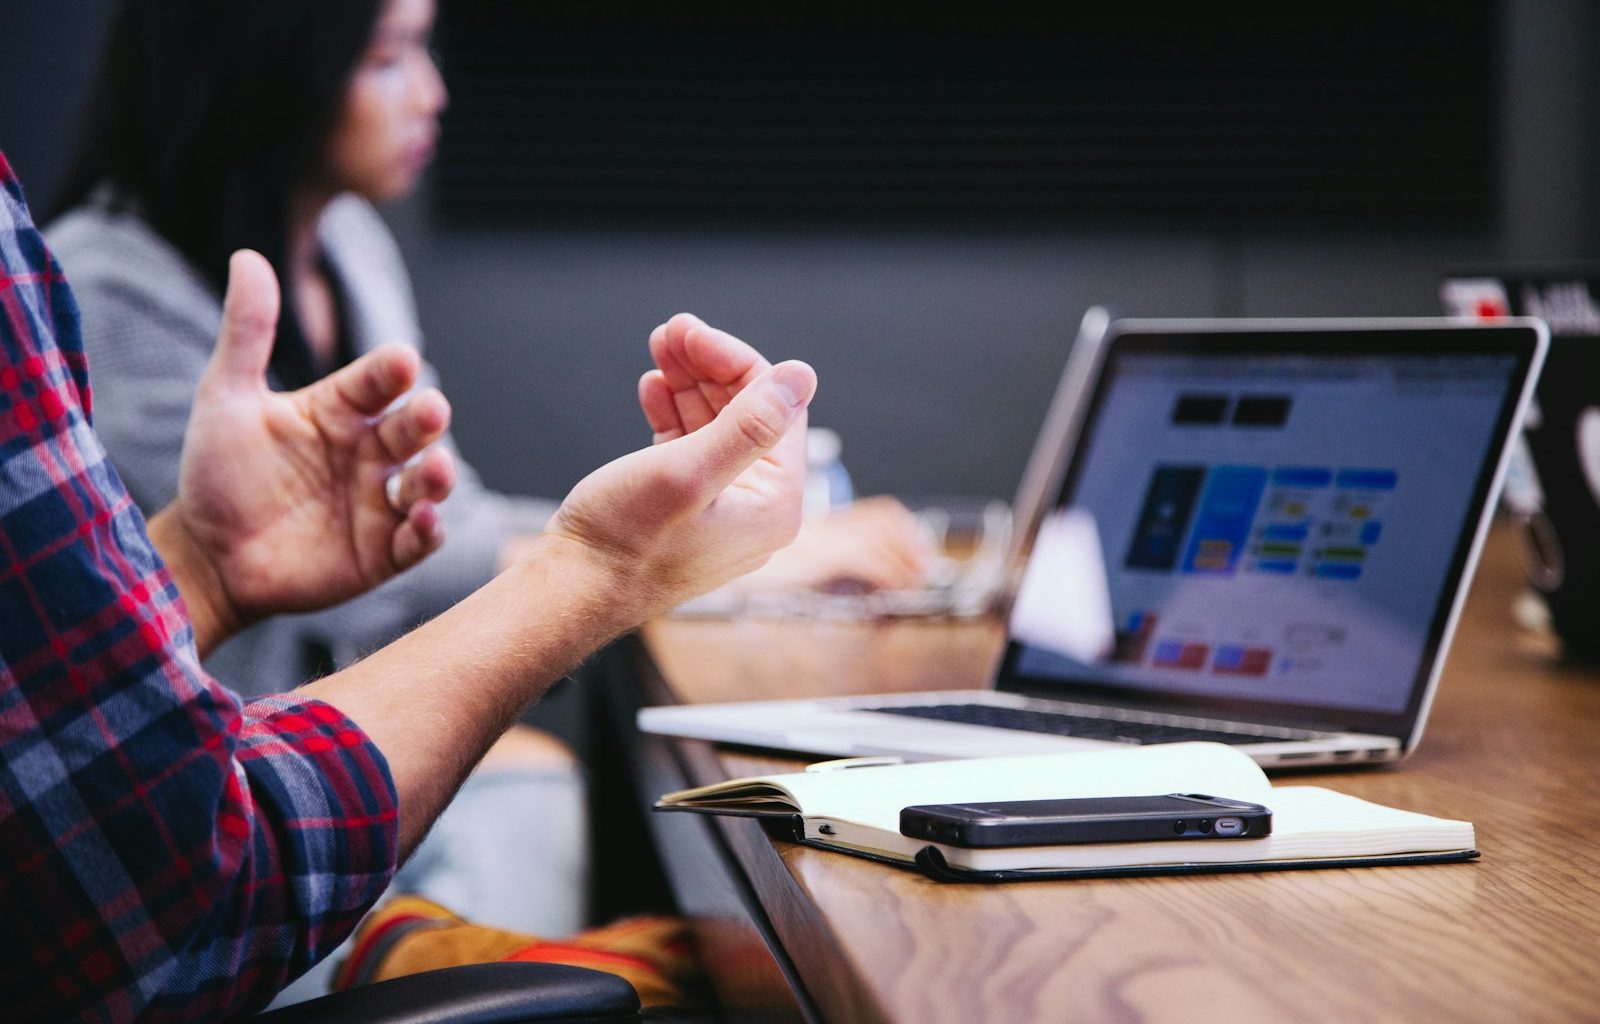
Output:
[991, 317, 1548, 746]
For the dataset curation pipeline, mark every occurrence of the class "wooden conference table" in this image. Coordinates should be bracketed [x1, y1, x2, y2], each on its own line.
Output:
[627, 525, 1600, 1023]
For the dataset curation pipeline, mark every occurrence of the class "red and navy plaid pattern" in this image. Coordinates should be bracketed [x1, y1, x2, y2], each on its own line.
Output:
[0, 151, 398, 1022]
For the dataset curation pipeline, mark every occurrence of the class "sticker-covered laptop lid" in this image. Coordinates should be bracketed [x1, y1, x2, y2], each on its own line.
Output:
[1443, 271, 1600, 660]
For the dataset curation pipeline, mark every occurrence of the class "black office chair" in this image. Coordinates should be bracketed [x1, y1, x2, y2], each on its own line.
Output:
[253, 962, 641, 1023]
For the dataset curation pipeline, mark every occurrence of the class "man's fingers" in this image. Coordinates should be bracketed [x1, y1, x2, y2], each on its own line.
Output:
[375, 388, 451, 463]
[639, 370, 685, 442]
[654, 313, 768, 389]
[650, 316, 720, 430]
[650, 313, 776, 435]
[648, 319, 690, 388]
[390, 446, 457, 510]
[326, 345, 423, 418]
[650, 314, 713, 390]
[671, 360, 816, 496]
[208, 250, 280, 385]
[391, 501, 445, 572]
[681, 318, 768, 390]
[667, 373, 718, 437]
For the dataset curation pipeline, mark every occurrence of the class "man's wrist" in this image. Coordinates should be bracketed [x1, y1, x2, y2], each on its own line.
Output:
[515, 531, 658, 637]
[147, 504, 246, 658]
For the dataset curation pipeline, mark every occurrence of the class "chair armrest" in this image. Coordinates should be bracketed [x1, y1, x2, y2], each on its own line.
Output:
[253, 962, 641, 1023]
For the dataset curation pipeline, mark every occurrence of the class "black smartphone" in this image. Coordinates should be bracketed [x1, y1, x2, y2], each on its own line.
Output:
[899, 793, 1272, 848]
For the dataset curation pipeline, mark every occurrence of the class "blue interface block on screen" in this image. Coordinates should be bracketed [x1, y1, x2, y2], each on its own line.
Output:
[1181, 466, 1268, 575]
[1336, 469, 1399, 491]
[1315, 562, 1364, 580]
[1272, 467, 1333, 488]
[1254, 559, 1298, 575]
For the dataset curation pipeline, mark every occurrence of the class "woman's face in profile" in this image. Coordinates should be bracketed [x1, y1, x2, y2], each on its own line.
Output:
[325, 0, 447, 202]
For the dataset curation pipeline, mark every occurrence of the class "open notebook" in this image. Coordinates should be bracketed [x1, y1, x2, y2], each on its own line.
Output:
[654, 743, 1477, 882]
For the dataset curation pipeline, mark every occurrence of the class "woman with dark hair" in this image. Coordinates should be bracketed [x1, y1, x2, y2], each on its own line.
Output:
[49, 0, 527, 690]
[48, 0, 931, 1000]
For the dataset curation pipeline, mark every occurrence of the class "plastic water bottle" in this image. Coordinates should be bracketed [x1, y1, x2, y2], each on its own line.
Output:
[804, 427, 853, 518]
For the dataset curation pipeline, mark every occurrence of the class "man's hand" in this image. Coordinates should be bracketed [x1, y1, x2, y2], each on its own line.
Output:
[542, 313, 816, 620]
[150, 250, 456, 653]
[639, 314, 931, 595]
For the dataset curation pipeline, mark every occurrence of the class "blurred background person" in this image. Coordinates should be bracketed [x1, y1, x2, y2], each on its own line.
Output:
[48, 0, 931, 703]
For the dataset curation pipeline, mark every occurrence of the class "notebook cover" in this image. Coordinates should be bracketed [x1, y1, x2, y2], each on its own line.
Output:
[904, 843, 1481, 883]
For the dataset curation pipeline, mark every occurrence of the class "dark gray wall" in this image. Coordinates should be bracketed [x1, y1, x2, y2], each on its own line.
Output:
[5, 2, 1597, 502]
[0, 1, 113, 213]
[374, 0, 1600, 501]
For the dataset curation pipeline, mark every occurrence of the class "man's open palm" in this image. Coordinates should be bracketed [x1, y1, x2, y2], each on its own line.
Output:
[171, 250, 456, 625]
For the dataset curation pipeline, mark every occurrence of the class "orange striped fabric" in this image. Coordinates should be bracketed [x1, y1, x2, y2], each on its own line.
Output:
[333, 895, 701, 1009]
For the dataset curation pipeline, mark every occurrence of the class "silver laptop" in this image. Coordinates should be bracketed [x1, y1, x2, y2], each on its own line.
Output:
[641, 318, 1548, 768]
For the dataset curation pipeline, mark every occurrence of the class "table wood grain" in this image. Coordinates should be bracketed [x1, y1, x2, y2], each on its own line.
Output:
[639, 525, 1600, 1023]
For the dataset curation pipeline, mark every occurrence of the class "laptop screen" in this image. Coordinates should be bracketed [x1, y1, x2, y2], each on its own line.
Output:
[998, 324, 1541, 736]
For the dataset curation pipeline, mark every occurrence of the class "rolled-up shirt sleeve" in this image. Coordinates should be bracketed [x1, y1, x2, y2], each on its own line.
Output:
[0, 151, 398, 1023]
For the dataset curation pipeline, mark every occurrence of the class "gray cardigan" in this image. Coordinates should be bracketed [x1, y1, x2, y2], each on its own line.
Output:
[47, 194, 557, 696]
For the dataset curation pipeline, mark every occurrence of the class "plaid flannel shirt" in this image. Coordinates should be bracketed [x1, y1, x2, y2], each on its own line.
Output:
[0, 152, 398, 1021]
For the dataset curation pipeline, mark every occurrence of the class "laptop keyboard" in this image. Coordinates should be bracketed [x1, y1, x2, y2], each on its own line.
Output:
[867, 703, 1309, 746]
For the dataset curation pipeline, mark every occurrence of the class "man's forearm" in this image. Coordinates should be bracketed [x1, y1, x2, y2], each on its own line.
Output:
[299, 533, 640, 856]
